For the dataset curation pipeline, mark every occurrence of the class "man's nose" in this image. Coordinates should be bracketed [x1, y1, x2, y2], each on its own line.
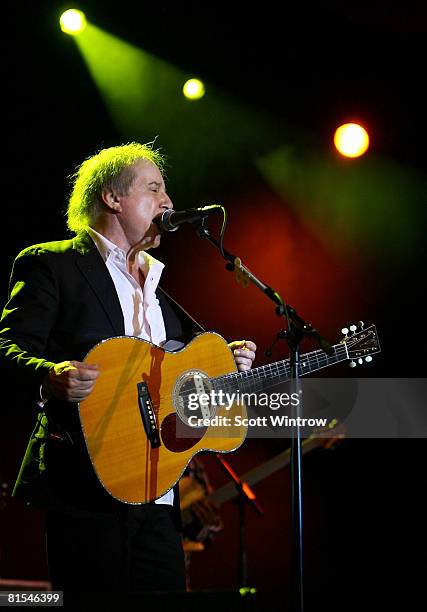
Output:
[161, 194, 173, 210]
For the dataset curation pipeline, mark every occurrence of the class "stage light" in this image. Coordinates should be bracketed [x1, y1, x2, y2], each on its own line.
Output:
[59, 9, 87, 35]
[334, 123, 369, 158]
[183, 78, 205, 100]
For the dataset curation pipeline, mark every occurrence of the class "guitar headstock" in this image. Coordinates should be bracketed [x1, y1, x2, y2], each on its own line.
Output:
[340, 322, 381, 367]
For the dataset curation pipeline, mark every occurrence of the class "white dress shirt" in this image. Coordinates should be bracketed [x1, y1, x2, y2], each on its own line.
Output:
[88, 227, 174, 506]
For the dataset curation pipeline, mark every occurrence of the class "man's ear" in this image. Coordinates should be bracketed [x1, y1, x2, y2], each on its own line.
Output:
[101, 188, 122, 212]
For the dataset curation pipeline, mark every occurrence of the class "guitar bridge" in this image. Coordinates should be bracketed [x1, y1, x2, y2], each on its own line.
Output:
[137, 382, 161, 449]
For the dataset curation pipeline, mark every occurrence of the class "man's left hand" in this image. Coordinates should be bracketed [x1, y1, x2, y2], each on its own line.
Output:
[229, 340, 257, 372]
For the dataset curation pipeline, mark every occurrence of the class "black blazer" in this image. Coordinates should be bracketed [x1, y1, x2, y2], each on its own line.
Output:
[0, 232, 202, 516]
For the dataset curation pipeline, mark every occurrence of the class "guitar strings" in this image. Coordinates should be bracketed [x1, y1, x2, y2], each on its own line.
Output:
[156, 343, 350, 410]
[152, 333, 376, 415]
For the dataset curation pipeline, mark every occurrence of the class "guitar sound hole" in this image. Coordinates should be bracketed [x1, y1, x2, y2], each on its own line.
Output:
[161, 413, 207, 452]
[173, 369, 215, 426]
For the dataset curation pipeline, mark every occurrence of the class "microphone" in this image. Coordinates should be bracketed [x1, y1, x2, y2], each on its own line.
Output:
[154, 205, 222, 232]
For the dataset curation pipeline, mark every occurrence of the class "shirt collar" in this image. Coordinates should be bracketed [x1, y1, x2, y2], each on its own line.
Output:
[87, 227, 165, 288]
[87, 226, 124, 262]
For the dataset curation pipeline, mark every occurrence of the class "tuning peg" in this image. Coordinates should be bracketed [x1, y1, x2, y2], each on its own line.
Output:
[341, 327, 349, 335]
[358, 321, 365, 329]
[349, 360, 357, 368]
[349, 325, 357, 333]
[358, 358, 363, 365]
[365, 356, 372, 363]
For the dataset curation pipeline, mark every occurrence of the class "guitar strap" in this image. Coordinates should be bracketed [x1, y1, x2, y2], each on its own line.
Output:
[157, 286, 206, 341]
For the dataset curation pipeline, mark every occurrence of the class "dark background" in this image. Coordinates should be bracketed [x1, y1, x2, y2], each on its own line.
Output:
[2, 3, 426, 608]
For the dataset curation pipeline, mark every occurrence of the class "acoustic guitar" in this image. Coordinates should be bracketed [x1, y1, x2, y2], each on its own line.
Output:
[79, 323, 380, 504]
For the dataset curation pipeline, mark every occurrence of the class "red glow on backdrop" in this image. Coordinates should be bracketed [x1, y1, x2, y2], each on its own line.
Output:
[158, 181, 369, 590]
[160, 181, 367, 364]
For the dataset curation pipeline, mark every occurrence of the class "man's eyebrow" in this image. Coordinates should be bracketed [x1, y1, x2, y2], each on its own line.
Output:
[148, 181, 162, 186]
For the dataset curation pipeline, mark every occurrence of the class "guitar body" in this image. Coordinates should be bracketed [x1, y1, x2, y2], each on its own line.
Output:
[79, 332, 247, 504]
[79, 322, 380, 504]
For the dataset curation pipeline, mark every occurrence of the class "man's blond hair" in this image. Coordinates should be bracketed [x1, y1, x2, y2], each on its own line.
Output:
[66, 142, 165, 234]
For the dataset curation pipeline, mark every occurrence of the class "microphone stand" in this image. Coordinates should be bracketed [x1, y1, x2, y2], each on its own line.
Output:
[196, 222, 332, 612]
[215, 454, 264, 590]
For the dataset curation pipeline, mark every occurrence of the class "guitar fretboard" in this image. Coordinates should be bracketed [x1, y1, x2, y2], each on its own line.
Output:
[212, 342, 349, 395]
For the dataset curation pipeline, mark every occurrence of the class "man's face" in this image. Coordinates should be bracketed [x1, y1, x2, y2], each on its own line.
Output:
[117, 159, 172, 249]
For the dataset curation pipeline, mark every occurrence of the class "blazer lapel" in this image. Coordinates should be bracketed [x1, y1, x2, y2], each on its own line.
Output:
[73, 232, 125, 336]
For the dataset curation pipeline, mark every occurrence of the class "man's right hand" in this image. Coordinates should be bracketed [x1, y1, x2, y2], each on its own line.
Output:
[42, 361, 100, 403]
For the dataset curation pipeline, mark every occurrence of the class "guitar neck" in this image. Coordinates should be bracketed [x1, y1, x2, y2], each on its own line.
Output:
[213, 342, 349, 396]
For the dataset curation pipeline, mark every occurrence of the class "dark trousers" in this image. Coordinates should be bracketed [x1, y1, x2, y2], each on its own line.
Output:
[46, 503, 186, 593]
